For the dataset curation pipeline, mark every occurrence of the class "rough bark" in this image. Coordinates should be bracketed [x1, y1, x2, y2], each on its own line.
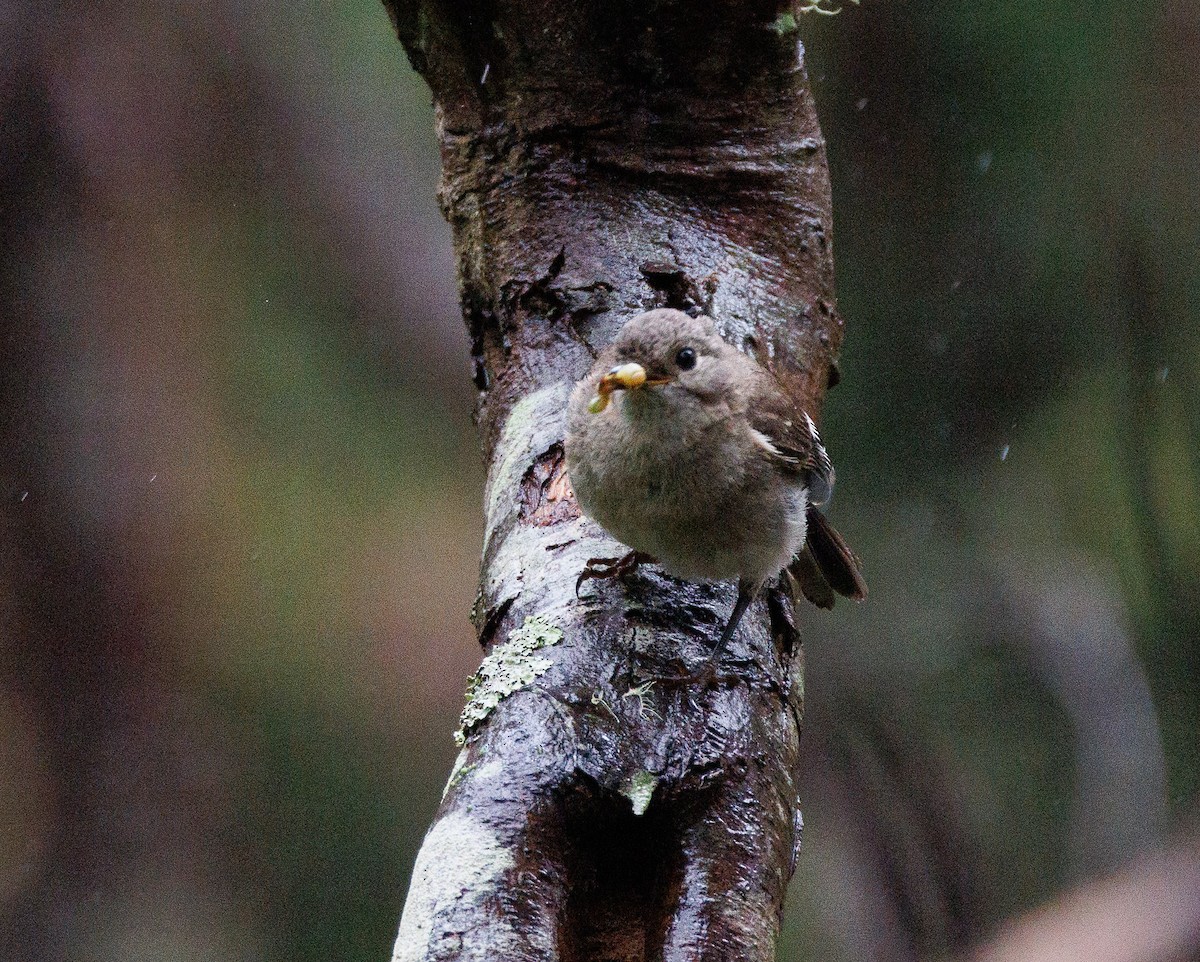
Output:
[382, 2, 843, 958]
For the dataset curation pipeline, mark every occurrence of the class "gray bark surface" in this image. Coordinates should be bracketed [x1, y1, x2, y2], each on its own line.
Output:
[382, 2, 844, 957]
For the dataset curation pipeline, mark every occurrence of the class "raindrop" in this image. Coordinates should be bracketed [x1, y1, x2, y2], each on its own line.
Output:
[1156, 366, 1169, 382]
[19, 491, 28, 502]
[1000, 444, 1010, 461]
[977, 152, 993, 173]
[481, 63, 491, 84]
[855, 97, 868, 111]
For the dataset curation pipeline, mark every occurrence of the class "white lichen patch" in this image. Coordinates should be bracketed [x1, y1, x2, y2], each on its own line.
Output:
[799, 0, 859, 15]
[622, 770, 660, 816]
[454, 615, 563, 746]
[392, 810, 515, 962]
[622, 680, 660, 719]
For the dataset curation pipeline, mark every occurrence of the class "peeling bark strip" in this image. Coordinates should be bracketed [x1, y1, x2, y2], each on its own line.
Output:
[382, 1, 842, 958]
[519, 443, 580, 527]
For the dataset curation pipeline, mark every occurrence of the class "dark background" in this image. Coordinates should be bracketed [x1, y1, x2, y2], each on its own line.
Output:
[1, 2, 1196, 960]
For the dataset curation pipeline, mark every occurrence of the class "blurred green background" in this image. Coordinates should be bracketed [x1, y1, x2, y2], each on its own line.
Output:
[0, 2, 1195, 960]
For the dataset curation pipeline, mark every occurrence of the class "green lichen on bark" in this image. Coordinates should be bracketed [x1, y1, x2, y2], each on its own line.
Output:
[454, 615, 564, 746]
[621, 770, 660, 816]
[770, 12, 798, 34]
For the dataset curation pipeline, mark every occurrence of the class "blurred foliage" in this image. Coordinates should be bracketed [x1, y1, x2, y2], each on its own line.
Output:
[0, 1, 1196, 961]
[778, 2, 1198, 956]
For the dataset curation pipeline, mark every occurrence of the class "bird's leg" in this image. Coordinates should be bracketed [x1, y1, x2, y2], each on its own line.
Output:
[651, 581, 757, 685]
[708, 582, 756, 666]
[575, 550, 655, 597]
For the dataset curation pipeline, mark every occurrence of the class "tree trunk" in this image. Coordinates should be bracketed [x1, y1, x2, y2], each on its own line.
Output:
[382, 2, 844, 958]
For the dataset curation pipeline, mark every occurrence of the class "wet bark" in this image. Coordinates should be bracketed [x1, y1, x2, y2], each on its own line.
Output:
[382, 2, 844, 958]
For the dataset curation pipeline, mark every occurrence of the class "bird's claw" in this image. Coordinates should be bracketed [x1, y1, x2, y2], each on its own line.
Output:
[575, 550, 653, 597]
[645, 659, 721, 688]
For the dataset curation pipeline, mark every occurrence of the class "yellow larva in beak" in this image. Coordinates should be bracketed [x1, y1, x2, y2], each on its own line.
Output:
[588, 362, 647, 413]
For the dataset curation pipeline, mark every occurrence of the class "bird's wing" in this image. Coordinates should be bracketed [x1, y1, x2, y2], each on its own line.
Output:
[746, 374, 835, 505]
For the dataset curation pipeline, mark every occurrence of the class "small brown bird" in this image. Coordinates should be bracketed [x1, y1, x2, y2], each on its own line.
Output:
[565, 308, 865, 673]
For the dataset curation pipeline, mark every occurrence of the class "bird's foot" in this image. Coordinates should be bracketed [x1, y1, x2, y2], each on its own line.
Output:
[575, 550, 655, 597]
[644, 583, 752, 686]
[644, 658, 722, 688]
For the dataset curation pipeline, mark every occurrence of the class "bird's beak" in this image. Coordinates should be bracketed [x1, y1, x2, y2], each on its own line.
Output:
[601, 362, 649, 392]
[589, 362, 649, 413]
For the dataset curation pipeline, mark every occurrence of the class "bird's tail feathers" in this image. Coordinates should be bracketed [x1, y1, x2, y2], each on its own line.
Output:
[788, 544, 837, 610]
[789, 506, 867, 607]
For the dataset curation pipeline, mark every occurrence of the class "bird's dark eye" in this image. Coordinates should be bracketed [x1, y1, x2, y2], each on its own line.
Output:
[675, 347, 697, 370]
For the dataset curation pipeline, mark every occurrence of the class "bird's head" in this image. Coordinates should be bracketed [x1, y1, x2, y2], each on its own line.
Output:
[588, 309, 738, 413]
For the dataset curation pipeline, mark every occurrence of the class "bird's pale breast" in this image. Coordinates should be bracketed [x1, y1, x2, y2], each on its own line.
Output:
[566, 386, 808, 585]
